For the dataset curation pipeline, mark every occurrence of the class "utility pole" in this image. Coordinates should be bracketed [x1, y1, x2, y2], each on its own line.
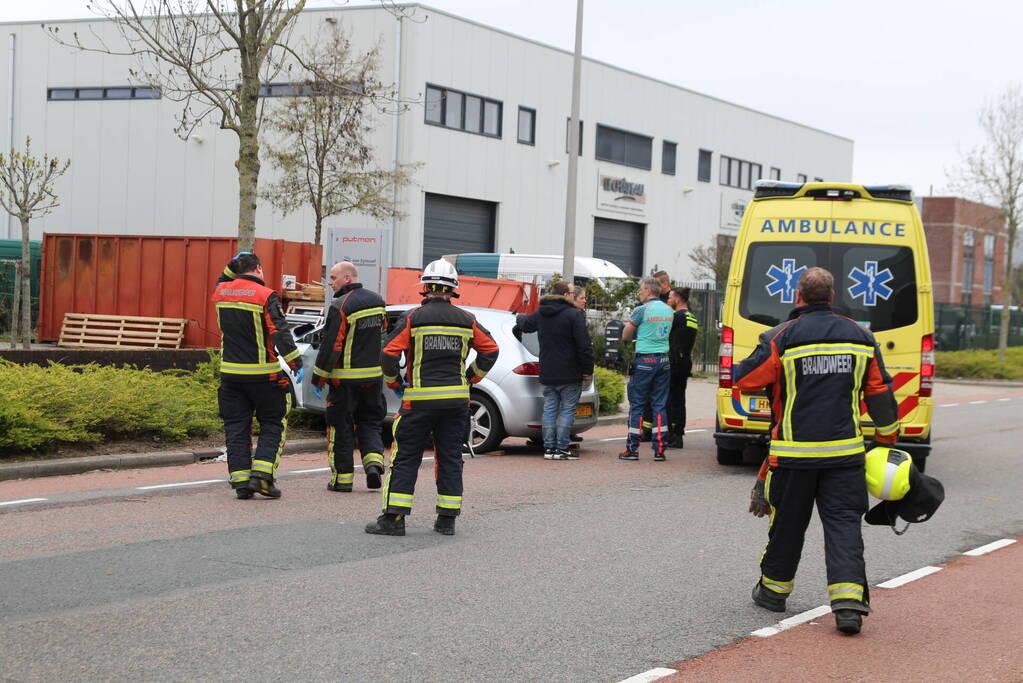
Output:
[561, 0, 584, 284]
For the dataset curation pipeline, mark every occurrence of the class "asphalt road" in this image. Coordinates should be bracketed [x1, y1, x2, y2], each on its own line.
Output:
[0, 381, 1021, 682]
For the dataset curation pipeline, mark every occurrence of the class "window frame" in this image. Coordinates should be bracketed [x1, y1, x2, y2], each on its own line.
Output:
[797, 173, 808, 183]
[661, 140, 677, 175]
[719, 154, 762, 191]
[595, 123, 653, 171]
[769, 167, 781, 181]
[423, 83, 503, 139]
[698, 149, 713, 183]
[517, 106, 536, 145]
[47, 86, 162, 101]
[565, 117, 584, 155]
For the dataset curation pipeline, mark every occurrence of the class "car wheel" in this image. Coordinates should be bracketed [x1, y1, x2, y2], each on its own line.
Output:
[716, 444, 743, 466]
[468, 393, 505, 453]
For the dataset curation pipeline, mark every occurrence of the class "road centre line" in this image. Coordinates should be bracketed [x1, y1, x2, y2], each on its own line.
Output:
[938, 403, 959, 407]
[616, 668, 678, 683]
[876, 565, 942, 588]
[996, 398, 1011, 402]
[0, 497, 48, 506]
[963, 538, 1016, 556]
[751, 604, 831, 638]
[968, 400, 988, 404]
[136, 479, 224, 490]
[290, 467, 332, 474]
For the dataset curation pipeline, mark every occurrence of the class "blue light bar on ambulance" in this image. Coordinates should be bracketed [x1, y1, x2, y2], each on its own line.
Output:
[753, 180, 802, 198]
[863, 185, 914, 201]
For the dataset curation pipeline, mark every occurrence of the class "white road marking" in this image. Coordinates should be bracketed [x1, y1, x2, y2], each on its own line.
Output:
[599, 436, 628, 442]
[136, 479, 223, 490]
[938, 403, 959, 407]
[876, 566, 942, 588]
[968, 400, 988, 404]
[963, 538, 1017, 556]
[995, 398, 1012, 402]
[751, 604, 831, 638]
[685, 428, 707, 433]
[0, 497, 48, 507]
[616, 668, 678, 683]
[290, 467, 333, 474]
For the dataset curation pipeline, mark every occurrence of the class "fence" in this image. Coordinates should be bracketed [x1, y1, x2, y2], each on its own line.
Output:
[934, 302, 1023, 351]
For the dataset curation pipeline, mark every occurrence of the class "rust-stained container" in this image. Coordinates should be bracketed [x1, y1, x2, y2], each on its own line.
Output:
[38, 234, 322, 348]
[386, 268, 539, 313]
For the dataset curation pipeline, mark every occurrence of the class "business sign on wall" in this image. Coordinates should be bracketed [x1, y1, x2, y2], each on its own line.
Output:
[326, 228, 391, 297]
[597, 172, 647, 218]
[720, 192, 748, 231]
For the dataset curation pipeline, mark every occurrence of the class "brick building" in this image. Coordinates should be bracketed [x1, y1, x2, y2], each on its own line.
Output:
[921, 197, 1007, 306]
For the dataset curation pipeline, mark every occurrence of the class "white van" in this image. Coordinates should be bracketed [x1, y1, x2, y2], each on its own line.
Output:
[442, 253, 628, 289]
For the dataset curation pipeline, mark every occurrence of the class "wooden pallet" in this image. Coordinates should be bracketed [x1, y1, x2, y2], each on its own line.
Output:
[58, 313, 188, 350]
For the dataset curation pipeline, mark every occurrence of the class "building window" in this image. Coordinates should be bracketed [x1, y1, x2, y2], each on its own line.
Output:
[565, 118, 583, 155]
[661, 141, 677, 175]
[698, 149, 712, 182]
[797, 173, 808, 183]
[423, 83, 502, 138]
[770, 167, 781, 180]
[962, 230, 975, 305]
[983, 233, 995, 298]
[517, 107, 536, 145]
[47, 86, 162, 101]
[595, 124, 652, 170]
[719, 155, 762, 190]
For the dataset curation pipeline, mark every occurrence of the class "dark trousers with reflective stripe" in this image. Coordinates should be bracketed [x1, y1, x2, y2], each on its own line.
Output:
[384, 406, 467, 517]
[326, 381, 386, 484]
[667, 361, 691, 437]
[762, 465, 869, 610]
[218, 379, 290, 486]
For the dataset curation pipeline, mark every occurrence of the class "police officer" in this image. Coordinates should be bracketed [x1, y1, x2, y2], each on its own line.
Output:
[365, 259, 500, 537]
[620, 276, 674, 461]
[312, 261, 387, 492]
[211, 252, 303, 499]
[666, 286, 699, 449]
[736, 267, 900, 635]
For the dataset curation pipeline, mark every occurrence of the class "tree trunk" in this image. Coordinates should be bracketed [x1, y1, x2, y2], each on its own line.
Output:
[236, 128, 260, 252]
[314, 211, 323, 246]
[998, 216, 1017, 363]
[9, 258, 20, 348]
[19, 216, 31, 348]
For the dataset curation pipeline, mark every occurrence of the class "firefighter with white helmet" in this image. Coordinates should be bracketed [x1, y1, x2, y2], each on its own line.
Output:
[365, 259, 500, 536]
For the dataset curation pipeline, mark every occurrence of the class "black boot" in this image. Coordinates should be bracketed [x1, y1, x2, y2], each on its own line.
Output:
[248, 476, 281, 498]
[434, 515, 456, 536]
[834, 609, 863, 634]
[365, 513, 406, 536]
[751, 581, 787, 613]
[235, 487, 254, 500]
[365, 464, 384, 490]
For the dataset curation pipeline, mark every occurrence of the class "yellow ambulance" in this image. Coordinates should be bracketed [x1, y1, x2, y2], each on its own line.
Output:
[714, 182, 935, 469]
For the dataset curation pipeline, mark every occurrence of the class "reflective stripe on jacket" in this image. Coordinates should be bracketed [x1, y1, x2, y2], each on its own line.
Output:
[734, 304, 899, 468]
[313, 283, 386, 385]
[211, 273, 301, 382]
[381, 297, 500, 410]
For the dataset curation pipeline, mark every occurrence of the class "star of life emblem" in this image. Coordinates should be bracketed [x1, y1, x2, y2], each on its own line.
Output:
[765, 259, 807, 304]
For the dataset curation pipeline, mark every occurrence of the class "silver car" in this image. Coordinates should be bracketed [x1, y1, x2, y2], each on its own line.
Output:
[290, 304, 599, 452]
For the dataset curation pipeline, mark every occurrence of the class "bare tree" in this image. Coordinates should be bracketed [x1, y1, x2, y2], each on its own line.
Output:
[949, 84, 1023, 362]
[0, 138, 71, 348]
[688, 235, 735, 288]
[261, 27, 416, 245]
[47, 1, 308, 250]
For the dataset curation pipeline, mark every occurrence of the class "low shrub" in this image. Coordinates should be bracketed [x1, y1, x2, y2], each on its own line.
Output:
[594, 366, 626, 415]
[0, 358, 221, 454]
[934, 347, 1023, 381]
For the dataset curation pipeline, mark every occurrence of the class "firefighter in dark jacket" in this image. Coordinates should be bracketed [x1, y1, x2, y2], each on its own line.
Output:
[312, 261, 387, 492]
[211, 252, 303, 499]
[366, 259, 500, 537]
[735, 267, 900, 636]
[666, 286, 698, 448]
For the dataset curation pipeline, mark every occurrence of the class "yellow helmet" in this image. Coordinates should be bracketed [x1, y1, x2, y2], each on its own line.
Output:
[865, 446, 912, 501]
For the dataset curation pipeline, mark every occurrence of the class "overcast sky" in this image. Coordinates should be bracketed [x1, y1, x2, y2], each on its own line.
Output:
[5, 0, 1020, 198]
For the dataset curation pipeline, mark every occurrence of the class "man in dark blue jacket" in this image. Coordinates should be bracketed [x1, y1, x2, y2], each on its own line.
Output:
[515, 281, 594, 460]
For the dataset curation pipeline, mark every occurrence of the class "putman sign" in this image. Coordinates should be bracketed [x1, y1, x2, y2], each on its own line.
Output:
[597, 172, 647, 218]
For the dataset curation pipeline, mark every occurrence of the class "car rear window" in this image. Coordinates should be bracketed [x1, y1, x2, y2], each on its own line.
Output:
[519, 331, 540, 357]
[739, 242, 917, 332]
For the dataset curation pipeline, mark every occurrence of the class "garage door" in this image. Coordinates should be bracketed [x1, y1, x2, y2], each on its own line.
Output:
[423, 193, 496, 267]
[593, 217, 645, 276]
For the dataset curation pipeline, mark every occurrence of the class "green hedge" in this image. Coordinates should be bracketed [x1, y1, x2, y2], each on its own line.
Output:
[594, 366, 625, 415]
[935, 347, 1023, 381]
[0, 356, 222, 454]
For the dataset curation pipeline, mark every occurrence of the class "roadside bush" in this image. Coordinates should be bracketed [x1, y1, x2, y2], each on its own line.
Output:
[935, 347, 1023, 381]
[0, 359, 221, 454]
[594, 366, 625, 415]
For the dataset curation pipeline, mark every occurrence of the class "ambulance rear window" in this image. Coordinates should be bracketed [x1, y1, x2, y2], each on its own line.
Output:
[739, 242, 917, 332]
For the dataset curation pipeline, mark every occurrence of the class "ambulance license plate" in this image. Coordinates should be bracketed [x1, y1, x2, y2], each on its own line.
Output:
[575, 404, 593, 417]
[749, 397, 770, 413]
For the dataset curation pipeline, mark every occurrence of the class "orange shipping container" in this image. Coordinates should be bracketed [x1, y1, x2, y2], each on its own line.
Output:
[38, 234, 322, 348]
[385, 268, 538, 313]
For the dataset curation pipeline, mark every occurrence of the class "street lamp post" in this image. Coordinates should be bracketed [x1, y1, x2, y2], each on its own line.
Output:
[561, 0, 584, 285]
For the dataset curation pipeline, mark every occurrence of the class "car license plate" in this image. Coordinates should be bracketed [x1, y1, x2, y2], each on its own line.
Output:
[575, 404, 593, 417]
[749, 397, 770, 413]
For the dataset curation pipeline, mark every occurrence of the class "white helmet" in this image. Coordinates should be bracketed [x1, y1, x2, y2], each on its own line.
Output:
[420, 259, 459, 290]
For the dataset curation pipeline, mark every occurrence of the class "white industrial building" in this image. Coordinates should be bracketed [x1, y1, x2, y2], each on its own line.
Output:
[0, 4, 853, 280]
